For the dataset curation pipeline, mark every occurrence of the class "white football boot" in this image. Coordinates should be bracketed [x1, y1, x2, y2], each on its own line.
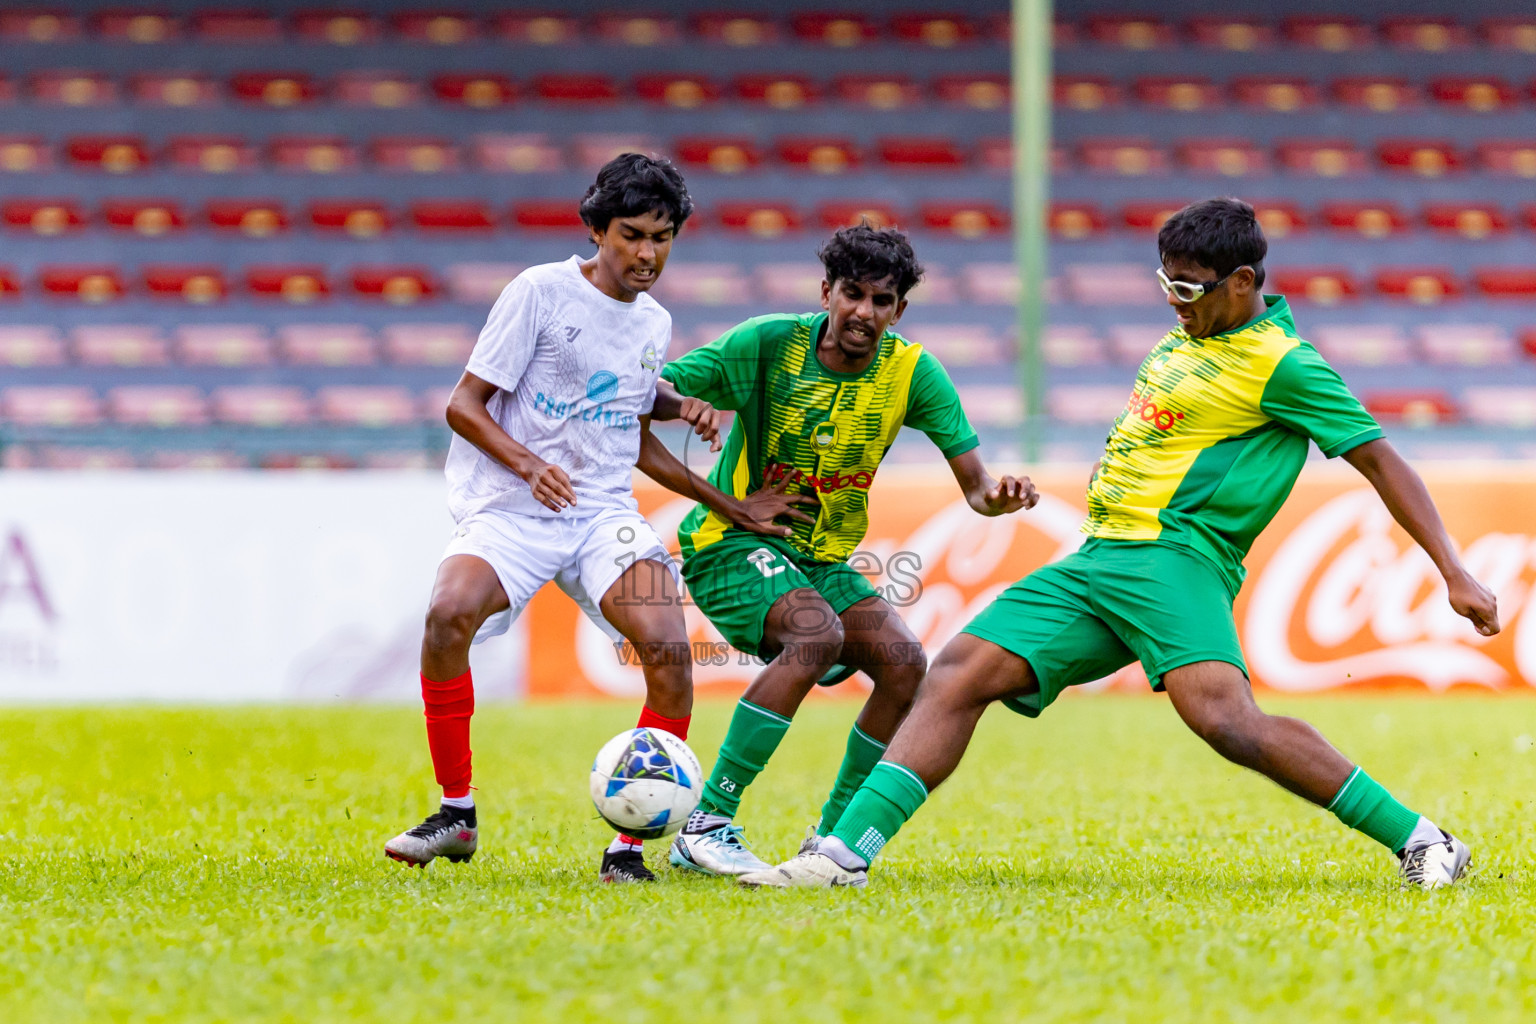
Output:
[797, 824, 823, 856]
[1399, 830, 1471, 890]
[384, 806, 478, 868]
[670, 820, 772, 876]
[737, 850, 867, 889]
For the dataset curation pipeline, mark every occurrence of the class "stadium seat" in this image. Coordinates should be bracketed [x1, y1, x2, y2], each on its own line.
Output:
[1134, 76, 1222, 111]
[953, 385, 1021, 428]
[492, 11, 581, 44]
[278, 324, 376, 366]
[571, 134, 661, 171]
[38, 447, 137, 470]
[778, 137, 861, 174]
[334, 72, 423, 108]
[1461, 387, 1536, 428]
[1231, 76, 1320, 112]
[1267, 267, 1361, 305]
[1084, 15, 1174, 48]
[211, 386, 311, 427]
[1483, 18, 1536, 51]
[0, 267, 20, 299]
[1424, 203, 1508, 239]
[1, 387, 101, 427]
[131, 74, 219, 108]
[474, 133, 563, 173]
[72, 325, 168, 366]
[67, 135, 149, 173]
[2, 198, 87, 235]
[1049, 202, 1108, 240]
[372, 136, 459, 173]
[978, 137, 1036, 174]
[1472, 267, 1536, 298]
[258, 453, 360, 470]
[1048, 385, 1132, 425]
[1382, 17, 1471, 51]
[1417, 325, 1518, 366]
[919, 201, 1009, 238]
[166, 136, 258, 174]
[1275, 138, 1367, 177]
[392, 11, 478, 44]
[692, 14, 779, 46]
[271, 135, 359, 174]
[31, 71, 116, 107]
[192, 10, 281, 42]
[0, 327, 65, 367]
[836, 74, 921, 109]
[908, 263, 960, 302]
[293, 9, 380, 44]
[41, 265, 126, 303]
[309, 200, 390, 238]
[1333, 77, 1419, 112]
[510, 201, 584, 232]
[418, 387, 457, 424]
[912, 325, 1007, 367]
[959, 263, 1019, 304]
[149, 451, 251, 470]
[1250, 200, 1307, 237]
[716, 202, 801, 238]
[445, 262, 523, 304]
[0, 10, 80, 41]
[96, 10, 178, 43]
[108, 386, 210, 427]
[1377, 139, 1464, 177]
[932, 75, 1009, 110]
[316, 386, 418, 427]
[1480, 141, 1536, 177]
[1078, 137, 1168, 176]
[1064, 263, 1161, 305]
[1375, 267, 1462, 303]
[1186, 17, 1274, 50]
[534, 74, 620, 105]
[362, 451, 436, 470]
[207, 199, 289, 238]
[674, 137, 762, 174]
[231, 72, 322, 108]
[383, 323, 475, 366]
[755, 263, 825, 305]
[0, 135, 49, 172]
[352, 266, 439, 305]
[1106, 324, 1170, 363]
[103, 198, 186, 237]
[1363, 390, 1458, 426]
[175, 325, 274, 368]
[1120, 201, 1184, 233]
[891, 13, 978, 47]
[1042, 326, 1108, 366]
[734, 74, 821, 109]
[592, 13, 681, 45]
[1054, 75, 1122, 111]
[1430, 77, 1517, 111]
[433, 74, 517, 109]
[651, 263, 753, 305]
[247, 266, 331, 304]
[634, 74, 722, 109]
[1319, 201, 1408, 238]
[790, 12, 878, 46]
[411, 200, 494, 232]
[1310, 325, 1414, 366]
[143, 265, 227, 304]
[1179, 138, 1268, 177]
[817, 201, 901, 230]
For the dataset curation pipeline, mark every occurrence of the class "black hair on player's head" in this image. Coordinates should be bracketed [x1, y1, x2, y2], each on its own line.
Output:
[1158, 197, 1268, 287]
[817, 222, 925, 297]
[579, 153, 694, 234]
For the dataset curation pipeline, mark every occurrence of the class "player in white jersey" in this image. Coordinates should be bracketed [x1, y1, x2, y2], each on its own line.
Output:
[384, 154, 765, 882]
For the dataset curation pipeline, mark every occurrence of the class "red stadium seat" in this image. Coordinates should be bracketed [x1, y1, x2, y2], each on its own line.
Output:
[534, 74, 619, 105]
[1186, 17, 1274, 50]
[166, 135, 258, 174]
[817, 201, 901, 230]
[31, 72, 116, 107]
[175, 325, 274, 368]
[716, 202, 802, 238]
[292, 10, 380, 44]
[231, 72, 322, 108]
[1283, 17, 1373, 50]
[0, 268, 20, 300]
[790, 12, 878, 46]
[1424, 203, 1508, 239]
[309, 200, 390, 238]
[1417, 324, 1517, 365]
[247, 266, 331, 304]
[1054, 75, 1121, 111]
[72, 325, 168, 365]
[1483, 19, 1536, 51]
[1375, 267, 1461, 303]
[571, 133, 661, 172]
[777, 137, 861, 174]
[1106, 324, 1171, 364]
[0, 135, 48, 172]
[650, 263, 753, 305]
[835, 75, 921, 109]
[1275, 138, 1367, 177]
[2, 387, 100, 427]
[1063, 263, 1162, 306]
[1120, 201, 1184, 233]
[212, 386, 311, 427]
[1382, 17, 1470, 51]
[1250, 200, 1308, 238]
[1310, 325, 1414, 366]
[1461, 387, 1536, 428]
[1231, 76, 1320, 112]
[634, 74, 721, 109]
[2, 198, 86, 235]
[1377, 139, 1464, 177]
[932, 75, 1009, 110]
[691, 14, 778, 46]
[411, 200, 493, 232]
[372, 136, 459, 173]
[279, 324, 375, 365]
[108, 386, 209, 427]
[0, 10, 80, 41]
[1478, 141, 1536, 178]
[977, 137, 1039, 174]
[1133, 76, 1222, 111]
[334, 72, 422, 108]
[492, 11, 580, 44]
[433, 74, 516, 109]
[445, 262, 524, 304]
[1430, 77, 1517, 111]
[67, 135, 148, 173]
[734, 75, 821, 109]
[95, 10, 180, 42]
[1472, 267, 1536, 298]
[191, 10, 281, 41]
[878, 136, 966, 170]
[1179, 138, 1268, 177]
[511, 200, 584, 232]
[1078, 138, 1168, 176]
[144, 265, 227, 304]
[102, 198, 184, 236]
[1363, 391, 1458, 426]
[207, 199, 289, 238]
[1268, 267, 1361, 305]
[1333, 77, 1419, 112]
[1049, 385, 1132, 425]
[1043, 326, 1108, 367]
[0, 327, 64, 367]
[41, 266, 126, 303]
[1319, 201, 1408, 238]
[352, 265, 439, 304]
[317, 386, 417, 427]
[593, 13, 681, 45]
[674, 137, 762, 174]
[391, 11, 478, 44]
[919, 202, 1009, 237]
[1049, 202, 1108, 239]
[914, 326, 1007, 367]
[271, 135, 359, 174]
[474, 133, 563, 173]
[1084, 15, 1173, 48]
[891, 13, 977, 46]
[383, 324, 475, 366]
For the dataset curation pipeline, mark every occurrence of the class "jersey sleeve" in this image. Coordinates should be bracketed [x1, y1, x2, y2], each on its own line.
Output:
[904, 349, 980, 458]
[1260, 343, 1384, 458]
[465, 273, 541, 393]
[659, 318, 763, 411]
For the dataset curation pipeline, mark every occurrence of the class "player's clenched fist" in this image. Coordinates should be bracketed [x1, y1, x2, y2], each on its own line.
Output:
[1447, 571, 1501, 636]
[983, 475, 1038, 515]
[679, 396, 724, 453]
[521, 459, 578, 511]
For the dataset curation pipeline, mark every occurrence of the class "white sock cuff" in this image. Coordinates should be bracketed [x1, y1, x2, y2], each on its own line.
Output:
[818, 834, 868, 871]
[441, 794, 475, 809]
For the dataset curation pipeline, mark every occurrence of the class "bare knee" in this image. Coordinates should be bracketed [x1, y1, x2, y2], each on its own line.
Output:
[870, 645, 927, 715]
[423, 598, 482, 655]
[1184, 699, 1267, 767]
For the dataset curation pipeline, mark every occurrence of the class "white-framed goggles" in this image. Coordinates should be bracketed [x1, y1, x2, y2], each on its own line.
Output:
[1157, 265, 1246, 304]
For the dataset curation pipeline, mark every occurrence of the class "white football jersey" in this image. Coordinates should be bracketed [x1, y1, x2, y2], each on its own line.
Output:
[445, 255, 671, 521]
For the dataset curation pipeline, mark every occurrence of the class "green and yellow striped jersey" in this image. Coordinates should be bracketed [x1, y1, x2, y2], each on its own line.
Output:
[1085, 295, 1382, 592]
[661, 311, 978, 564]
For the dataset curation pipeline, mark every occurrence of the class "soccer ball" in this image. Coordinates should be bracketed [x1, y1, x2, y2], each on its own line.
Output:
[589, 728, 703, 839]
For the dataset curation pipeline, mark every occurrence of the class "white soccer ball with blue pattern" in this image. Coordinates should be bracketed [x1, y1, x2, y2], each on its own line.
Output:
[589, 728, 703, 839]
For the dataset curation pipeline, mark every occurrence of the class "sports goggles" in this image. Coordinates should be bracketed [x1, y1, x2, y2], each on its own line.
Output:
[1156, 265, 1245, 304]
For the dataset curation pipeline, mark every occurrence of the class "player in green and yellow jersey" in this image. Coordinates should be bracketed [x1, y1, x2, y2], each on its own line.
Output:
[743, 198, 1502, 891]
[640, 224, 1037, 876]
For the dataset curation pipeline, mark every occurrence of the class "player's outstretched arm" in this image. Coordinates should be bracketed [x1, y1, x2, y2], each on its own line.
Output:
[650, 379, 723, 453]
[635, 420, 816, 538]
[1343, 438, 1500, 636]
[946, 448, 1040, 516]
[446, 370, 577, 511]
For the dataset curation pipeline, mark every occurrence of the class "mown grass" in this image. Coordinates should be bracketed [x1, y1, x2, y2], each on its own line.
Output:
[1, 695, 1532, 1023]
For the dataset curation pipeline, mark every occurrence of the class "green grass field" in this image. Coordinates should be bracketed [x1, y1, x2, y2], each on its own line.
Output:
[2, 695, 1533, 1023]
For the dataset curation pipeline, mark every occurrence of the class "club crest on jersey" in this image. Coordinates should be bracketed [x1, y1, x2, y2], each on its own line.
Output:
[639, 342, 658, 372]
[586, 370, 619, 403]
[811, 420, 838, 449]
[562, 325, 582, 343]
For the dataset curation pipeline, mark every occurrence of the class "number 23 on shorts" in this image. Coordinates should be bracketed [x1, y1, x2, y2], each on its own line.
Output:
[747, 547, 787, 578]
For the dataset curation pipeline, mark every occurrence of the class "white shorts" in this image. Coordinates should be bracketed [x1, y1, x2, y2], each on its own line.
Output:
[442, 506, 681, 644]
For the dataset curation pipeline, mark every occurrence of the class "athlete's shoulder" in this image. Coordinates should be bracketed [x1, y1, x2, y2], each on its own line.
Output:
[513, 258, 577, 288]
[633, 289, 671, 322]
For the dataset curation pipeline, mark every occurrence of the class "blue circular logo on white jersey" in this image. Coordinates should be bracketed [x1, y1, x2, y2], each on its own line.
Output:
[586, 370, 619, 403]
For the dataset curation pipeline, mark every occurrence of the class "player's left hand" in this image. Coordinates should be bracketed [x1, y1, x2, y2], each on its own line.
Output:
[679, 396, 723, 453]
[1447, 571, 1501, 636]
[982, 475, 1039, 515]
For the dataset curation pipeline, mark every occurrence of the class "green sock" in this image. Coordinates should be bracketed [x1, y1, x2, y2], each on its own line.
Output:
[816, 724, 888, 836]
[829, 760, 929, 865]
[697, 699, 791, 818]
[1327, 766, 1420, 854]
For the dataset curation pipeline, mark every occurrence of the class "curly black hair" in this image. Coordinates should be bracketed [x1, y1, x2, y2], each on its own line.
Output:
[1158, 197, 1268, 287]
[817, 223, 925, 297]
[579, 153, 695, 234]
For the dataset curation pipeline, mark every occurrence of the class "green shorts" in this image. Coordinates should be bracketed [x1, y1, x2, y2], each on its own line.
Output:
[681, 530, 880, 661]
[963, 538, 1247, 718]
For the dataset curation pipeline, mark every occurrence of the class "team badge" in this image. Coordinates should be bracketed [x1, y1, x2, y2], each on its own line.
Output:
[811, 420, 838, 449]
[639, 342, 658, 371]
[586, 370, 619, 403]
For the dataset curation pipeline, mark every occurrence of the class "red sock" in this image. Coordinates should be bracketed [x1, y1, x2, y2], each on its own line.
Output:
[421, 670, 474, 799]
[617, 706, 693, 846]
